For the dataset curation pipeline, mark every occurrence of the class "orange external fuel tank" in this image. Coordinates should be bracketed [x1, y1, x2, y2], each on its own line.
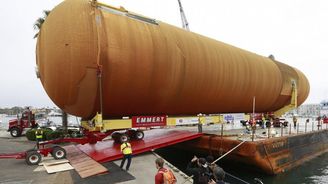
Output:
[36, 0, 310, 119]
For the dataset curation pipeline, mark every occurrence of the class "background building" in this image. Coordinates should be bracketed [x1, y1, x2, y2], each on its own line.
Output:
[286, 104, 321, 117]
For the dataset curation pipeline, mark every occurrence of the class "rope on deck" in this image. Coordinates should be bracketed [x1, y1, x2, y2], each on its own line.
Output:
[212, 140, 247, 164]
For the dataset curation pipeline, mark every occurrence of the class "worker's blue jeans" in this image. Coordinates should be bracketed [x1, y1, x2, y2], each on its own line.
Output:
[120, 154, 132, 170]
[36, 138, 42, 149]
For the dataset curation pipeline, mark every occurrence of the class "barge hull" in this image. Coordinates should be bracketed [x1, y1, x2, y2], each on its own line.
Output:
[178, 129, 328, 175]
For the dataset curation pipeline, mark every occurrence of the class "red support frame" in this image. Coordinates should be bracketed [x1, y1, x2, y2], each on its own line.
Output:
[0, 129, 203, 165]
[0, 130, 115, 161]
[0, 152, 26, 159]
[78, 129, 203, 163]
[39, 130, 115, 146]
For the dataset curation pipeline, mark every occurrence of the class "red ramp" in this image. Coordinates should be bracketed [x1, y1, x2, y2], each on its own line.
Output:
[77, 129, 202, 163]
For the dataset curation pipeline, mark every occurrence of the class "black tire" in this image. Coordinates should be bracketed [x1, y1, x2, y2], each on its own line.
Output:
[25, 150, 42, 165]
[111, 132, 120, 139]
[10, 127, 21, 137]
[51, 146, 66, 160]
[134, 130, 144, 140]
[111, 132, 121, 143]
[113, 137, 121, 143]
[119, 134, 129, 143]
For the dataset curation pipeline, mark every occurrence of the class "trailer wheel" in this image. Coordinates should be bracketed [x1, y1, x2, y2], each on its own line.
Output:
[10, 127, 21, 137]
[111, 132, 121, 143]
[134, 130, 144, 140]
[26, 151, 41, 165]
[119, 134, 129, 143]
[111, 132, 120, 139]
[52, 146, 66, 160]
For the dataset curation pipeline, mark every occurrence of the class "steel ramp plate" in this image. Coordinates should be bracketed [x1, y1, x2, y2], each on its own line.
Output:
[77, 129, 202, 163]
[64, 145, 108, 178]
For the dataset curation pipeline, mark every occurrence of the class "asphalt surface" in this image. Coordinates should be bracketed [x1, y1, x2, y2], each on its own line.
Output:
[0, 132, 149, 184]
[0, 131, 72, 184]
[0, 129, 192, 184]
[71, 162, 135, 184]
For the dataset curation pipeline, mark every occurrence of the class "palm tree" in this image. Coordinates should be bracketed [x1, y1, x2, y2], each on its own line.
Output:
[62, 110, 68, 134]
[33, 10, 51, 39]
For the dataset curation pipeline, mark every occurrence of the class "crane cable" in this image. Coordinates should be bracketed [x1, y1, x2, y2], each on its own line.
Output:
[92, 0, 103, 115]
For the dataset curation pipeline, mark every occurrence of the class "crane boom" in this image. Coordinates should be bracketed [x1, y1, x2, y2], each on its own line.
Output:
[177, 0, 189, 31]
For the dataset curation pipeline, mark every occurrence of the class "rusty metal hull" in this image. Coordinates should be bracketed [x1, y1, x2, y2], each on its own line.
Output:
[177, 130, 328, 175]
[36, 0, 310, 119]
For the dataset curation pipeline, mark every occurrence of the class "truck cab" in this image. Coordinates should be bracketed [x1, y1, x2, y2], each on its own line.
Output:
[7, 110, 37, 137]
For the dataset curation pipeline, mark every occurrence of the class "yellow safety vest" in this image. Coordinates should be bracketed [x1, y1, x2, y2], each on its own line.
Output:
[120, 142, 132, 155]
[35, 130, 43, 139]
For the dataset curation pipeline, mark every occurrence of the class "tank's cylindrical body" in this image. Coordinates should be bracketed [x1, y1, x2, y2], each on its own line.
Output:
[36, 0, 309, 119]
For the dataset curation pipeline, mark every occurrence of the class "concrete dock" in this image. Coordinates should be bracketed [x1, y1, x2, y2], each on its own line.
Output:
[0, 129, 192, 184]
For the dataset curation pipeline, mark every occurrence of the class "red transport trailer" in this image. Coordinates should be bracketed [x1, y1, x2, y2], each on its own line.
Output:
[0, 130, 114, 165]
[0, 115, 171, 165]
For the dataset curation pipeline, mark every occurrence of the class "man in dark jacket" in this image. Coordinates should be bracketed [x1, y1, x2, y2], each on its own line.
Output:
[206, 155, 226, 182]
[186, 156, 210, 184]
[208, 167, 225, 184]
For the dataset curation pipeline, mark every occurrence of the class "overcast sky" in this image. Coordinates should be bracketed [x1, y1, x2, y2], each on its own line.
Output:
[0, 0, 327, 108]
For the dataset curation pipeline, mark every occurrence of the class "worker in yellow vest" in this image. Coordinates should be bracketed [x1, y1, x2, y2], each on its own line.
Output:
[35, 127, 43, 149]
[120, 140, 132, 171]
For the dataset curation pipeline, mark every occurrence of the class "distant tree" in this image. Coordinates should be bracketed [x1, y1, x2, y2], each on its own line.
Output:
[268, 54, 275, 60]
[0, 108, 8, 114]
[11, 106, 24, 115]
[0, 107, 24, 115]
[33, 10, 51, 39]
